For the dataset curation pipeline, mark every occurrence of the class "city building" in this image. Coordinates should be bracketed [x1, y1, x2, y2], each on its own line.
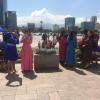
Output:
[6, 11, 17, 31]
[95, 23, 100, 31]
[90, 16, 97, 24]
[73, 26, 79, 32]
[0, 0, 7, 27]
[90, 16, 97, 30]
[65, 17, 75, 31]
[81, 21, 95, 31]
[53, 24, 59, 32]
[27, 23, 35, 31]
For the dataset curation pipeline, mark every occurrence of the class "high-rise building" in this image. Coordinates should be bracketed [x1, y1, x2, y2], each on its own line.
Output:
[81, 21, 95, 31]
[90, 16, 97, 24]
[53, 24, 59, 32]
[6, 11, 17, 31]
[65, 17, 75, 31]
[90, 16, 97, 30]
[27, 23, 35, 31]
[95, 23, 100, 31]
[0, 0, 7, 27]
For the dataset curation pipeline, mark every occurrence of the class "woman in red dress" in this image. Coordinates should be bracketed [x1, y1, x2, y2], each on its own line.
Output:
[57, 30, 67, 66]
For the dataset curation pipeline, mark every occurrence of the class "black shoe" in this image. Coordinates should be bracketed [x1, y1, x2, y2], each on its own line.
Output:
[83, 63, 90, 69]
[60, 61, 64, 66]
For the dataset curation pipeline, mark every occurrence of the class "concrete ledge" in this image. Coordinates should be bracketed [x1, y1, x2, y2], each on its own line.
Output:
[34, 54, 59, 70]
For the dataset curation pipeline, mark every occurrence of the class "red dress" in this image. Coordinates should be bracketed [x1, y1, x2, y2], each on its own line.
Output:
[58, 36, 67, 62]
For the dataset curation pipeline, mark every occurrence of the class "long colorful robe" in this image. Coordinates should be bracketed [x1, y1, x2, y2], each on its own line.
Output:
[58, 36, 67, 63]
[20, 35, 33, 71]
[65, 36, 77, 65]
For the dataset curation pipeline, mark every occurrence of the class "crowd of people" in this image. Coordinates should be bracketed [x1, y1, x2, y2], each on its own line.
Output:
[0, 28, 100, 74]
[58, 30, 100, 68]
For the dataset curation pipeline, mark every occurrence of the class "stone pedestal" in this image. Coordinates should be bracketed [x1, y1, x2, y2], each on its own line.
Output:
[34, 54, 59, 70]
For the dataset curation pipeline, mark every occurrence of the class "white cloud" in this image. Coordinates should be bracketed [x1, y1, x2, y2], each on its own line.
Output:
[17, 8, 100, 28]
[97, 12, 100, 16]
[97, 13, 100, 23]
[17, 8, 68, 26]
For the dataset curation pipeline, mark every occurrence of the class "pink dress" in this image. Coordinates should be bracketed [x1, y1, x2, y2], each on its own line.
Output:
[20, 35, 33, 71]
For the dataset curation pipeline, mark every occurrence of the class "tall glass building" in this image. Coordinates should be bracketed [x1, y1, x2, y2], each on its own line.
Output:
[81, 21, 95, 31]
[65, 17, 75, 31]
[0, 0, 7, 27]
[91, 16, 97, 24]
[6, 11, 17, 31]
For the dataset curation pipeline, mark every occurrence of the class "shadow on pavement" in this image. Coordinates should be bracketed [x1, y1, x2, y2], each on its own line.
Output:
[35, 67, 63, 73]
[6, 73, 22, 87]
[63, 65, 87, 75]
[74, 68, 87, 75]
[85, 63, 100, 75]
[72, 62, 100, 75]
[22, 70, 37, 80]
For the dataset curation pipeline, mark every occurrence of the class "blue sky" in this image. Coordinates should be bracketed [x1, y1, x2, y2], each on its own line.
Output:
[7, 0, 100, 26]
[8, 0, 100, 17]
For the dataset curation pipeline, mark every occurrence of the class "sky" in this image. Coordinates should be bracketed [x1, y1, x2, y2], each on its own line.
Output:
[8, 0, 100, 26]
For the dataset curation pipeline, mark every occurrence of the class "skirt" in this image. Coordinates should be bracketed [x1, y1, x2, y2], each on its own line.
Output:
[4, 44, 18, 61]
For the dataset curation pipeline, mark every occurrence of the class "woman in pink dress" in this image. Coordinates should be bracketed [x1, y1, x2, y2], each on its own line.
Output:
[20, 30, 33, 72]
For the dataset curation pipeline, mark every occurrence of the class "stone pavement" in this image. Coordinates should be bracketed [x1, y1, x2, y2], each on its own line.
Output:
[0, 63, 100, 100]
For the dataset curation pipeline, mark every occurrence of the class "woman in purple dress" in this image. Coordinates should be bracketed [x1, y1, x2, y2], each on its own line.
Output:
[4, 31, 19, 74]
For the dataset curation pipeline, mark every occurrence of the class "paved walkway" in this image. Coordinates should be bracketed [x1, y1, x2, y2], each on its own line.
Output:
[0, 63, 100, 100]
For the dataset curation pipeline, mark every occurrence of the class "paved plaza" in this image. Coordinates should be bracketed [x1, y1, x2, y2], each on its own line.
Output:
[0, 63, 100, 100]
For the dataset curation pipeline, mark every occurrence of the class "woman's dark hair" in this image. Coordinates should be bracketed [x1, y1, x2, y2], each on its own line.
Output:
[89, 30, 95, 38]
[24, 30, 31, 36]
[69, 31, 75, 36]
[42, 33, 47, 40]
[83, 30, 88, 38]
[69, 31, 76, 40]
[83, 30, 88, 34]
[60, 30, 65, 38]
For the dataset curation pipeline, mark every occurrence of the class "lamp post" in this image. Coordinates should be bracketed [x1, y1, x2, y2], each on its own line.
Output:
[40, 21, 43, 34]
